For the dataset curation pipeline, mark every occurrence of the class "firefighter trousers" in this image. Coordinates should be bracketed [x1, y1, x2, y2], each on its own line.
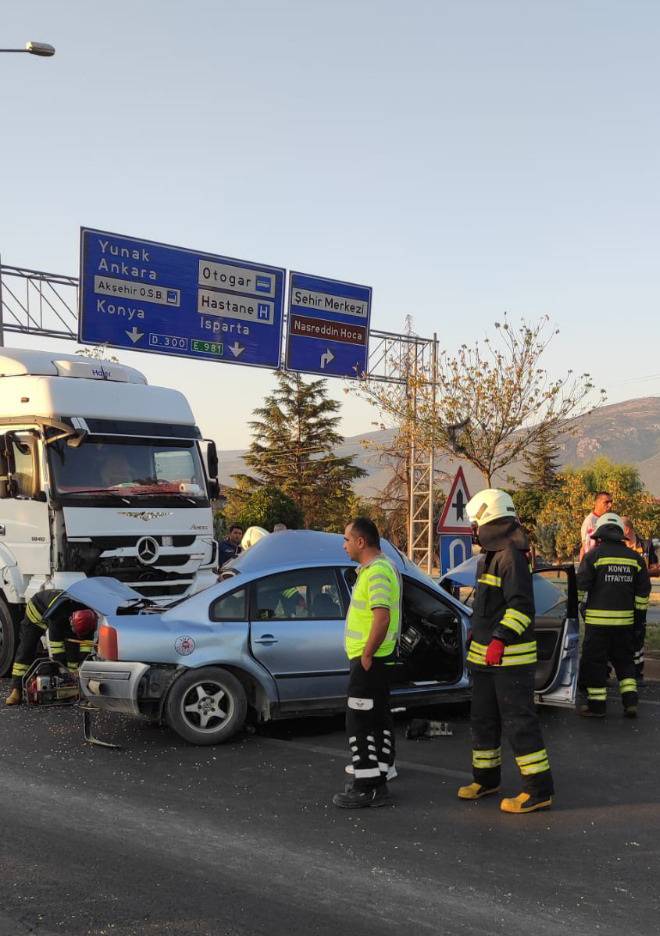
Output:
[633, 619, 646, 681]
[11, 615, 93, 690]
[10, 615, 48, 689]
[345, 656, 395, 790]
[579, 625, 637, 714]
[470, 665, 553, 797]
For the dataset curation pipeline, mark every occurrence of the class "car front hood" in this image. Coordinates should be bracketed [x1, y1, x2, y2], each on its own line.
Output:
[64, 577, 145, 615]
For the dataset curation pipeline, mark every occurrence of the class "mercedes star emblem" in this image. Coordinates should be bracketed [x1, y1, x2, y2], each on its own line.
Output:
[136, 536, 159, 565]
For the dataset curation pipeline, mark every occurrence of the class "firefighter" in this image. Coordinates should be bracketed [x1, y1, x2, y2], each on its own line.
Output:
[5, 590, 95, 705]
[458, 489, 554, 814]
[332, 517, 401, 809]
[577, 513, 651, 718]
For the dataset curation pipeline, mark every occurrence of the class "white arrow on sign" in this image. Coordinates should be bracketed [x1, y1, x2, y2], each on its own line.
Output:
[228, 342, 245, 358]
[125, 326, 144, 344]
[320, 348, 335, 369]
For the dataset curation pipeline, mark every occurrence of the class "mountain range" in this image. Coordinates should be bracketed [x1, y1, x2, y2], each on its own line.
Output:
[219, 396, 660, 497]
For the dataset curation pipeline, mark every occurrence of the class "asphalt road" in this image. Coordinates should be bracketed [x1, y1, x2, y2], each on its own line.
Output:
[0, 680, 659, 936]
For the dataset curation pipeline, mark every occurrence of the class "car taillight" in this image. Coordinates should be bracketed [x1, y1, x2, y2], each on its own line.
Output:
[98, 624, 118, 661]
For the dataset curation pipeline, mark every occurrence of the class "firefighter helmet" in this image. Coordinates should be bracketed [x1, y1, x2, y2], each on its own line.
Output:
[594, 512, 625, 536]
[70, 608, 97, 638]
[465, 489, 517, 527]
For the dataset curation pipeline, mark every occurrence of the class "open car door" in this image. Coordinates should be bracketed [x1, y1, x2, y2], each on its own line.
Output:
[533, 565, 580, 707]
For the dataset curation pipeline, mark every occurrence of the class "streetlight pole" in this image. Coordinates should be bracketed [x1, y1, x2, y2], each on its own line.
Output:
[0, 41, 55, 345]
[0, 41, 55, 57]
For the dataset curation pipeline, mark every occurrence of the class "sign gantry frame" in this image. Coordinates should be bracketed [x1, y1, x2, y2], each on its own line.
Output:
[0, 259, 440, 574]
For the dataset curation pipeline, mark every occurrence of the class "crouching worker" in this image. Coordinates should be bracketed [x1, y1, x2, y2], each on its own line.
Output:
[332, 518, 401, 809]
[5, 589, 96, 705]
[459, 489, 554, 814]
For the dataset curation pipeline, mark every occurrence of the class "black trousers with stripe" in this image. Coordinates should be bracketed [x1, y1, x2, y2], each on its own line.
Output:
[579, 625, 637, 712]
[345, 656, 395, 790]
[11, 613, 90, 689]
[470, 665, 553, 797]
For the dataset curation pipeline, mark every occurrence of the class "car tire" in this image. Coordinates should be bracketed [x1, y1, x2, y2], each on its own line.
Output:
[0, 596, 18, 678]
[164, 666, 247, 745]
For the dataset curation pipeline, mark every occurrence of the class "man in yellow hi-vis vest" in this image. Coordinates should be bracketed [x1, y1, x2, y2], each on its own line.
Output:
[332, 517, 401, 809]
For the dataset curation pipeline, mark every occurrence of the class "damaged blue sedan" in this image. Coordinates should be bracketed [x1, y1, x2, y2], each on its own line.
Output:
[73, 531, 578, 745]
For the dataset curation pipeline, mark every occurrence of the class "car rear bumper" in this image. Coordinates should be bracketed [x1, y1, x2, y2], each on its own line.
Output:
[79, 660, 149, 717]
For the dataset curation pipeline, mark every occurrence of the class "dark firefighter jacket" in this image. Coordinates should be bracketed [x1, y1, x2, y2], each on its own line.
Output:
[577, 526, 651, 628]
[467, 519, 537, 668]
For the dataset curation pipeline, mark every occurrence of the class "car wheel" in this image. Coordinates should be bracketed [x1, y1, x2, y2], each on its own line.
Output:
[164, 666, 247, 745]
[0, 597, 18, 678]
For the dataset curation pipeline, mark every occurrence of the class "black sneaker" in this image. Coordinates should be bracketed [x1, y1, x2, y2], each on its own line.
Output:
[623, 706, 638, 719]
[332, 785, 391, 809]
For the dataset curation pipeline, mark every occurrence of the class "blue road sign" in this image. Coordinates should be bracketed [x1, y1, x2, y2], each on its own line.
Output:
[285, 271, 371, 379]
[79, 228, 285, 369]
[439, 534, 473, 577]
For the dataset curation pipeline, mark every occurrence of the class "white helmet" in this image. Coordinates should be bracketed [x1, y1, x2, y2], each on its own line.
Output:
[465, 488, 517, 527]
[240, 526, 269, 550]
[594, 512, 625, 536]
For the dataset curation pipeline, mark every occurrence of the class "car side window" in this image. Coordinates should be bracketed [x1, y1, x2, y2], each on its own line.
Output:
[209, 587, 247, 621]
[253, 569, 345, 621]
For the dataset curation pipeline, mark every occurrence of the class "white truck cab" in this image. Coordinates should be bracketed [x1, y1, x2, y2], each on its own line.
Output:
[0, 348, 219, 674]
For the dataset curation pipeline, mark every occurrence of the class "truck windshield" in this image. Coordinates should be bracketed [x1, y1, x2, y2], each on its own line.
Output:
[48, 438, 207, 500]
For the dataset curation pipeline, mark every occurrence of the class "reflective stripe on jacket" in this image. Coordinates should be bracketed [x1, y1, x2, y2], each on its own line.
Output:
[344, 556, 401, 660]
[577, 541, 651, 628]
[470, 544, 536, 666]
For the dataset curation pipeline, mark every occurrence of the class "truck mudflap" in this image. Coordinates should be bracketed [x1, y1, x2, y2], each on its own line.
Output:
[79, 660, 149, 717]
[63, 577, 146, 616]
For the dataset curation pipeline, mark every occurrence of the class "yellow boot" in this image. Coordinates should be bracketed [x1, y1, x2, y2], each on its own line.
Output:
[500, 792, 552, 814]
[457, 782, 501, 800]
[5, 688, 22, 706]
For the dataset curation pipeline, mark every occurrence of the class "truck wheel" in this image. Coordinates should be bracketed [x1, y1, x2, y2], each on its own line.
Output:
[164, 666, 247, 745]
[0, 597, 18, 678]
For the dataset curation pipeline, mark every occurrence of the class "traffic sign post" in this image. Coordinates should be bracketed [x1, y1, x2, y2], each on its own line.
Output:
[285, 271, 371, 379]
[439, 535, 473, 577]
[437, 467, 473, 575]
[79, 228, 285, 369]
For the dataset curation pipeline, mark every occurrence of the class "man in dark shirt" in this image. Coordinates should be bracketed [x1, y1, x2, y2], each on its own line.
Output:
[217, 524, 243, 568]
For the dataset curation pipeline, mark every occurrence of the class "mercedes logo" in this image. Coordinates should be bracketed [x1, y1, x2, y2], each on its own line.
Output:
[136, 536, 159, 565]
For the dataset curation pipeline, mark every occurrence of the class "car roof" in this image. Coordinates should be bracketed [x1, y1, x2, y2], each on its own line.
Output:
[226, 530, 405, 574]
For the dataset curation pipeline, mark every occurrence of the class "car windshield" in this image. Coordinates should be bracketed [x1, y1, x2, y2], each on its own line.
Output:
[48, 438, 207, 499]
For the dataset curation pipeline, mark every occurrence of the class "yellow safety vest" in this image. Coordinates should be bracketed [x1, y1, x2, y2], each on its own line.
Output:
[344, 556, 401, 660]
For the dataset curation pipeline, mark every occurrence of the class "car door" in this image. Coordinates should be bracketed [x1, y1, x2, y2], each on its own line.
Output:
[533, 565, 580, 707]
[0, 430, 50, 574]
[249, 567, 349, 704]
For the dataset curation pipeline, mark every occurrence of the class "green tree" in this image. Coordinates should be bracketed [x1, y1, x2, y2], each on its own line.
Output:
[523, 431, 561, 490]
[223, 483, 303, 532]
[244, 372, 366, 530]
[539, 457, 660, 559]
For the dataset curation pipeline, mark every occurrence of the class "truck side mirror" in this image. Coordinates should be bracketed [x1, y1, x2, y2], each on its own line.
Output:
[0, 439, 8, 499]
[205, 440, 219, 480]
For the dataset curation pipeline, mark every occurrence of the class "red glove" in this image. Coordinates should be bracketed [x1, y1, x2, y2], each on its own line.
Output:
[485, 639, 505, 666]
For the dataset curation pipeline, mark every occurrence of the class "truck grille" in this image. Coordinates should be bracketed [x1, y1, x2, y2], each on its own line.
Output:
[65, 536, 204, 598]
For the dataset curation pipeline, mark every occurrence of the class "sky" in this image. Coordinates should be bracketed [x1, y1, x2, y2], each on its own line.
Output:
[2, 0, 659, 449]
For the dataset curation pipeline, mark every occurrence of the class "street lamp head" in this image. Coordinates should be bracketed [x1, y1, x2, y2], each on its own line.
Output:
[25, 41, 55, 57]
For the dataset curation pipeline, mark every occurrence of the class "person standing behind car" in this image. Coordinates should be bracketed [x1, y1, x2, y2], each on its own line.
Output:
[577, 513, 651, 717]
[459, 489, 554, 814]
[332, 517, 401, 810]
[217, 524, 243, 567]
[579, 492, 613, 561]
[621, 517, 657, 680]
